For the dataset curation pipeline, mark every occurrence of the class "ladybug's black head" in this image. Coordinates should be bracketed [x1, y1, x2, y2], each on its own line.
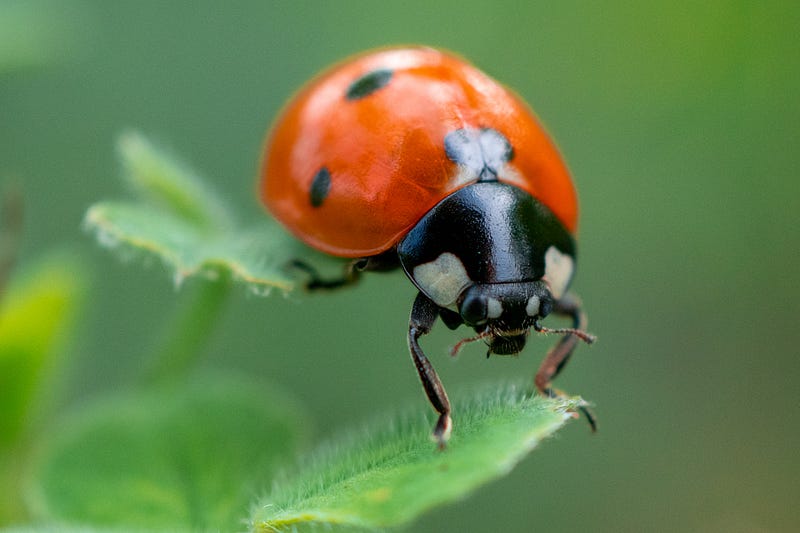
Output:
[397, 180, 585, 357]
[456, 281, 554, 356]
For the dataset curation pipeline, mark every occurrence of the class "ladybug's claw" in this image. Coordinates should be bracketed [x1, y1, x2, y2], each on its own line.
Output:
[433, 414, 452, 450]
[542, 386, 598, 432]
[578, 405, 598, 432]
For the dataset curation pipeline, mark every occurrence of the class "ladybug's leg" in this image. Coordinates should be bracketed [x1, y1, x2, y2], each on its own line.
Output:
[290, 250, 399, 291]
[533, 293, 597, 431]
[438, 307, 464, 330]
[408, 292, 452, 449]
[289, 259, 362, 290]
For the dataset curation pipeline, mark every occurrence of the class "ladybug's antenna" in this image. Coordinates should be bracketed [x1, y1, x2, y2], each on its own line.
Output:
[449, 330, 494, 357]
[533, 319, 596, 344]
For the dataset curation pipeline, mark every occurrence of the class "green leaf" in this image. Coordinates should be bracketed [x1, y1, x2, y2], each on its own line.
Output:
[0, 252, 85, 451]
[85, 132, 346, 294]
[26, 374, 310, 532]
[250, 385, 582, 531]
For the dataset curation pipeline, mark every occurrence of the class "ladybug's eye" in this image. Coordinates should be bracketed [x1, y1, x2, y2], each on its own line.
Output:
[460, 292, 488, 326]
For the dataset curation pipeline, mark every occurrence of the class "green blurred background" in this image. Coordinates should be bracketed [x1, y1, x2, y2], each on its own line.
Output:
[2, 1, 798, 531]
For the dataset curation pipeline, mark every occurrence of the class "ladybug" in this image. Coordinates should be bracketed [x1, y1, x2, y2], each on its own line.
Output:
[259, 46, 595, 447]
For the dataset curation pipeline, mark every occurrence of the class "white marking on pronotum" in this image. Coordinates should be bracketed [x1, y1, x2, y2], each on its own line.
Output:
[525, 295, 541, 316]
[543, 246, 574, 300]
[487, 297, 503, 319]
[412, 252, 472, 307]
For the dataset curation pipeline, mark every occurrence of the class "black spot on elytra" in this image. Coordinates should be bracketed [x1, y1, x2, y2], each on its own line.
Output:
[346, 68, 393, 100]
[309, 167, 331, 207]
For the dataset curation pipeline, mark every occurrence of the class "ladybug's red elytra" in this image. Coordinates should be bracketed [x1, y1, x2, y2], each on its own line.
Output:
[259, 46, 595, 447]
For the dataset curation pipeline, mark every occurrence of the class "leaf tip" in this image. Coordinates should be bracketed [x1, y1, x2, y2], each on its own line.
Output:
[82, 206, 118, 249]
[115, 129, 147, 161]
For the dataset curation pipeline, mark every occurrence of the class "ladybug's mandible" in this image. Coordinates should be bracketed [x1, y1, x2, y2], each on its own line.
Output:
[259, 46, 595, 447]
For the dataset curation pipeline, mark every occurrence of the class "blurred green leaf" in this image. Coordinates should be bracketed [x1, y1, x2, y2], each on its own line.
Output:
[0, 253, 85, 451]
[0, 1, 87, 73]
[26, 374, 309, 532]
[1, 526, 155, 533]
[251, 385, 581, 531]
[0, 252, 86, 525]
[85, 132, 346, 294]
[117, 132, 233, 232]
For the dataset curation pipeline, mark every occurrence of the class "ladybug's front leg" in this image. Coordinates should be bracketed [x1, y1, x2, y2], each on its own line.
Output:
[533, 293, 597, 431]
[408, 292, 452, 449]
